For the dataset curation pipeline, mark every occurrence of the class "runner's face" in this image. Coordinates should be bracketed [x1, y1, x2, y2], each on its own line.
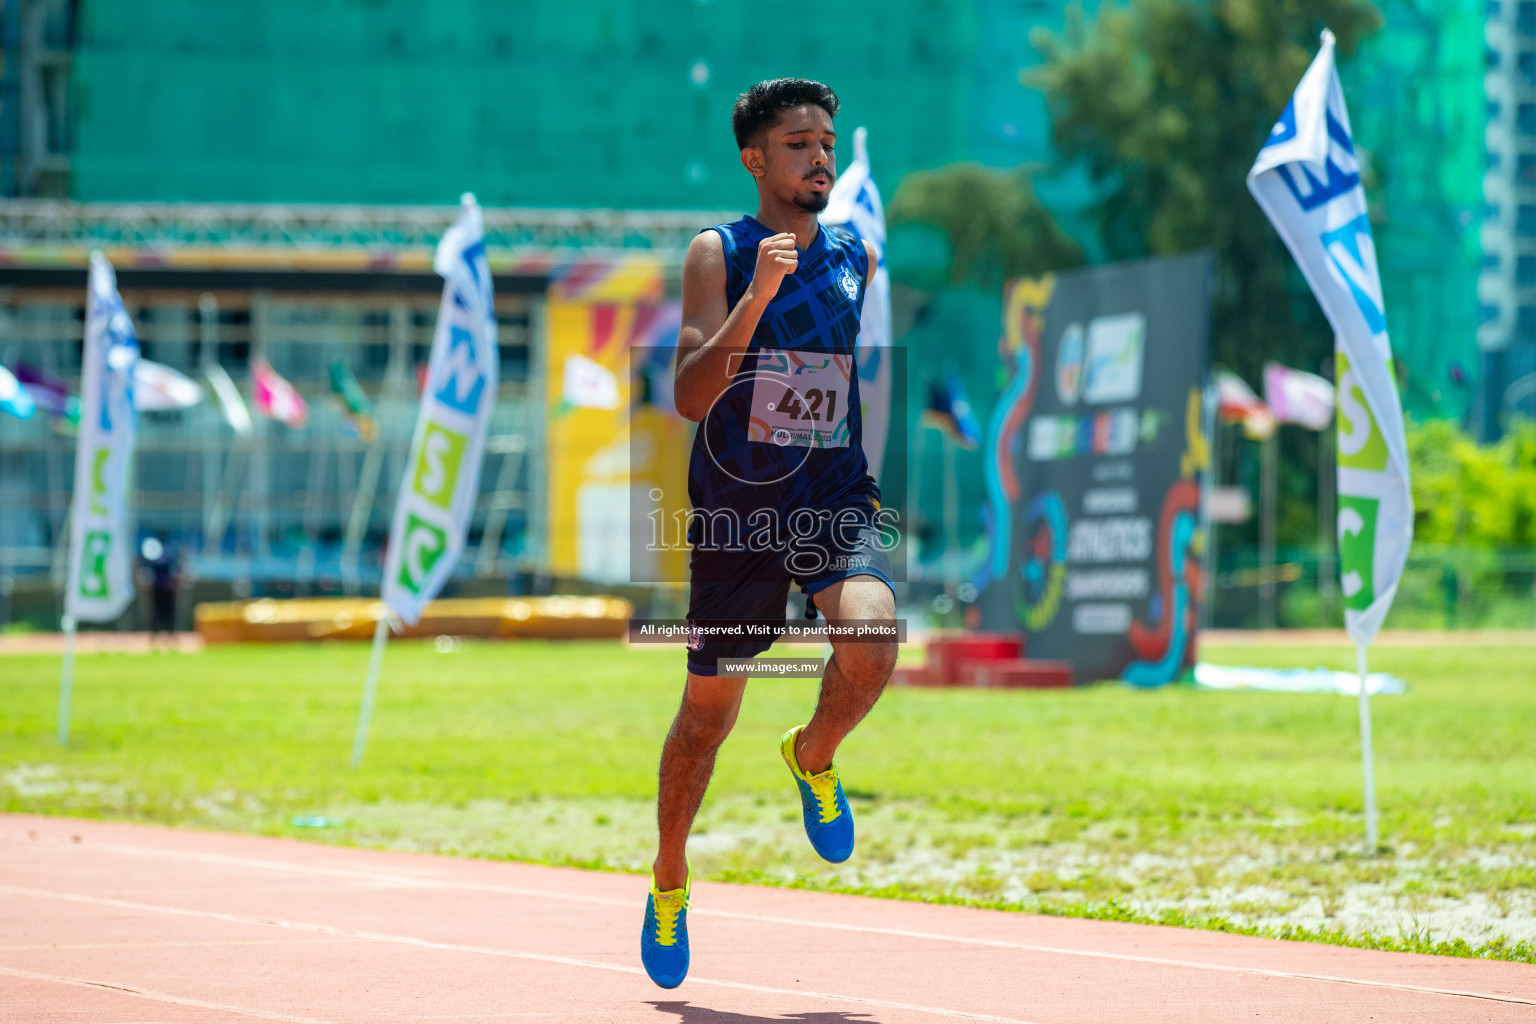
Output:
[746, 104, 836, 213]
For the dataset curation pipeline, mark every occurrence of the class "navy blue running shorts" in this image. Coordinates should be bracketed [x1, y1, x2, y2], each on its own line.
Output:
[684, 501, 895, 677]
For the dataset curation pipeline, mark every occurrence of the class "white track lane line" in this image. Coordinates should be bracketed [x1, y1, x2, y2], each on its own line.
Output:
[0, 885, 1040, 1024]
[6, 830, 1532, 1007]
[0, 964, 340, 1024]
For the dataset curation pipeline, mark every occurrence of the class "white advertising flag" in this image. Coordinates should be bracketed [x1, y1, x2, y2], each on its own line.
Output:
[1247, 31, 1412, 650]
[822, 126, 893, 481]
[66, 253, 140, 623]
[134, 359, 204, 411]
[380, 194, 498, 627]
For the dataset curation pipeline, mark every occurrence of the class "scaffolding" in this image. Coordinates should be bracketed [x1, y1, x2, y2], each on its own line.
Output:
[0, 199, 734, 265]
[0, 244, 535, 631]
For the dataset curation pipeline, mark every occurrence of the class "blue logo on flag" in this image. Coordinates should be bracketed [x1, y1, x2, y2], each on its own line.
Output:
[433, 322, 486, 415]
[1264, 98, 1297, 148]
[1277, 111, 1359, 212]
[460, 240, 486, 285]
[1320, 214, 1387, 334]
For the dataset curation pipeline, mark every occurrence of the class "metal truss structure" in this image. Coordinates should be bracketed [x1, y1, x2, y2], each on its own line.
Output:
[0, 200, 735, 262]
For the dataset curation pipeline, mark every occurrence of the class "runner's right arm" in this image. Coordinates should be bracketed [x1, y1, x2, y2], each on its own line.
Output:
[673, 229, 798, 422]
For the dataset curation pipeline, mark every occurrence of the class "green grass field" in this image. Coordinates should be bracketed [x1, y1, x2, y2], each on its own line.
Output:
[2, 638, 1534, 961]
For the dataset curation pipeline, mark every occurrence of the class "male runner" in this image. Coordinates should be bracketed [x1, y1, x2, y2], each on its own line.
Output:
[640, 78, 899, 989]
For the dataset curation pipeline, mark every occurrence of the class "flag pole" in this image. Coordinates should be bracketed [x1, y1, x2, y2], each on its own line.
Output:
[351, 614, 389, 768]
[1318, 428, 1334, 617]
[1260, 431, 1278, 628]
[1356, 642, 1379, 852]
[943, 432, 959, 594]
[58, 614, 76, 746]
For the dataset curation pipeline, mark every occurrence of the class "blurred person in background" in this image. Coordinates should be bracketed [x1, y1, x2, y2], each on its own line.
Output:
[140, 535, 180, 647]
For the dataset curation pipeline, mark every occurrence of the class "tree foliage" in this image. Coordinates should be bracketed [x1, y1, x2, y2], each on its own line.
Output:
[1407, 419, 1536, 548]
[886, 163, 1085, 290]
[1028, 0, 1383, 380]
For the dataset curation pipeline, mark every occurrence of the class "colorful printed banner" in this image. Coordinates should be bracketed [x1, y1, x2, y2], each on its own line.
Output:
[380, 194, 498, 626]
[546, 293, 686, 585]
[1248, 31, 1412, 648]
[822, 126, 892, 481]
[65, 253, 140, 623]
[979, 253, 1214, 685]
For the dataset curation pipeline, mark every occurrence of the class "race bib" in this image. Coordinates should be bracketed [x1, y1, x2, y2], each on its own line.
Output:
[748, 349, 852, 448]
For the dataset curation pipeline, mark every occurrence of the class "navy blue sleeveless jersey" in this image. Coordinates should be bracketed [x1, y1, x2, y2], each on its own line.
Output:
[688, 216, 880, 527]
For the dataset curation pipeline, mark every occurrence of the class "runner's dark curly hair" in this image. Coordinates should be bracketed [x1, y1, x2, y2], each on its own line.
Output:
[731, 78, 839, 150]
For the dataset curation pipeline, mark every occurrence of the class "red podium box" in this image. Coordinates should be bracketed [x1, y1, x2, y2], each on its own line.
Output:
[960, 658, 1073, 689]
[890, 666, 934, 687]
[926, 632, 1025, 686]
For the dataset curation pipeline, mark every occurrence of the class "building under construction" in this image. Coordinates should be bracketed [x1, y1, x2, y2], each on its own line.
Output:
[0, 201, 733, 626]
[0, 0, 1507, 630]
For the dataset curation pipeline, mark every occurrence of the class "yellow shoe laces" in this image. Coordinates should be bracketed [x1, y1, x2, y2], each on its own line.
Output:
[650, 888, 689, 946]
[804, 766, 842, 824]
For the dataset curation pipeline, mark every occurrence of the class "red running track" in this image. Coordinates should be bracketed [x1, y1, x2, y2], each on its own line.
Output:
[2, 813, 1532, 1023]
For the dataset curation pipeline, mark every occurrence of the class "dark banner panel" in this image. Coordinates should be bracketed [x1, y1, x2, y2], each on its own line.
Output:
[979, 252, 1214, 684]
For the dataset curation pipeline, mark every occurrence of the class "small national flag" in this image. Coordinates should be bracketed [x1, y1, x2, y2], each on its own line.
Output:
[0, 362, 36, 419]
[134, 359, 205, 411]
[329, 360, 377, 441]
[204, 364, 252, 436]
[921, 373, 982, 449]
[562, 352, 621, 410]
[252, 358, 308, 428]
[1263, 361, 1334, 430]
[1214, 370, 1277, 440]
[15, 361, 78, 427]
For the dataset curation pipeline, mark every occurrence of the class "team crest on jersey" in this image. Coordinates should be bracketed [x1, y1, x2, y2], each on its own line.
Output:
[838, 265, 859, 302]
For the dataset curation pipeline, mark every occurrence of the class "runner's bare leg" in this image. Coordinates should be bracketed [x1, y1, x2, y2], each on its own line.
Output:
[653, 674, 747, 892]
[796, 574, 898, 774]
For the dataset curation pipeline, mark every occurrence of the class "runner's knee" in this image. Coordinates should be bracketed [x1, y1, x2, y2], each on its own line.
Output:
[833, 639, 897, 687]
[676, 694, 740, 748]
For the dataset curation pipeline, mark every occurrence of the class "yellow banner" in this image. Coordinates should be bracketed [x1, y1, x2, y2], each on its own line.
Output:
[544, 260, 689, 584]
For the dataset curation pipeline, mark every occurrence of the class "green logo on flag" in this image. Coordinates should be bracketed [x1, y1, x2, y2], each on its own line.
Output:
[1335, 351, 1388, 471]
[1337, 495, 1379, 612]
[80, 530, 111, 598]
[411, 422, 467, 511]
[396, 513, 448, 596]
[90, 447, 112, 515]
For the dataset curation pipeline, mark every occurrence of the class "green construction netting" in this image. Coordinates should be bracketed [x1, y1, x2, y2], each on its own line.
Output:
[68, 0, 1481, 422]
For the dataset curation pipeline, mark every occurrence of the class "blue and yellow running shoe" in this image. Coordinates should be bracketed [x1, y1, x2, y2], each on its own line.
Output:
[780, 725, 854, 863]
[640, 864, 691, 989]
